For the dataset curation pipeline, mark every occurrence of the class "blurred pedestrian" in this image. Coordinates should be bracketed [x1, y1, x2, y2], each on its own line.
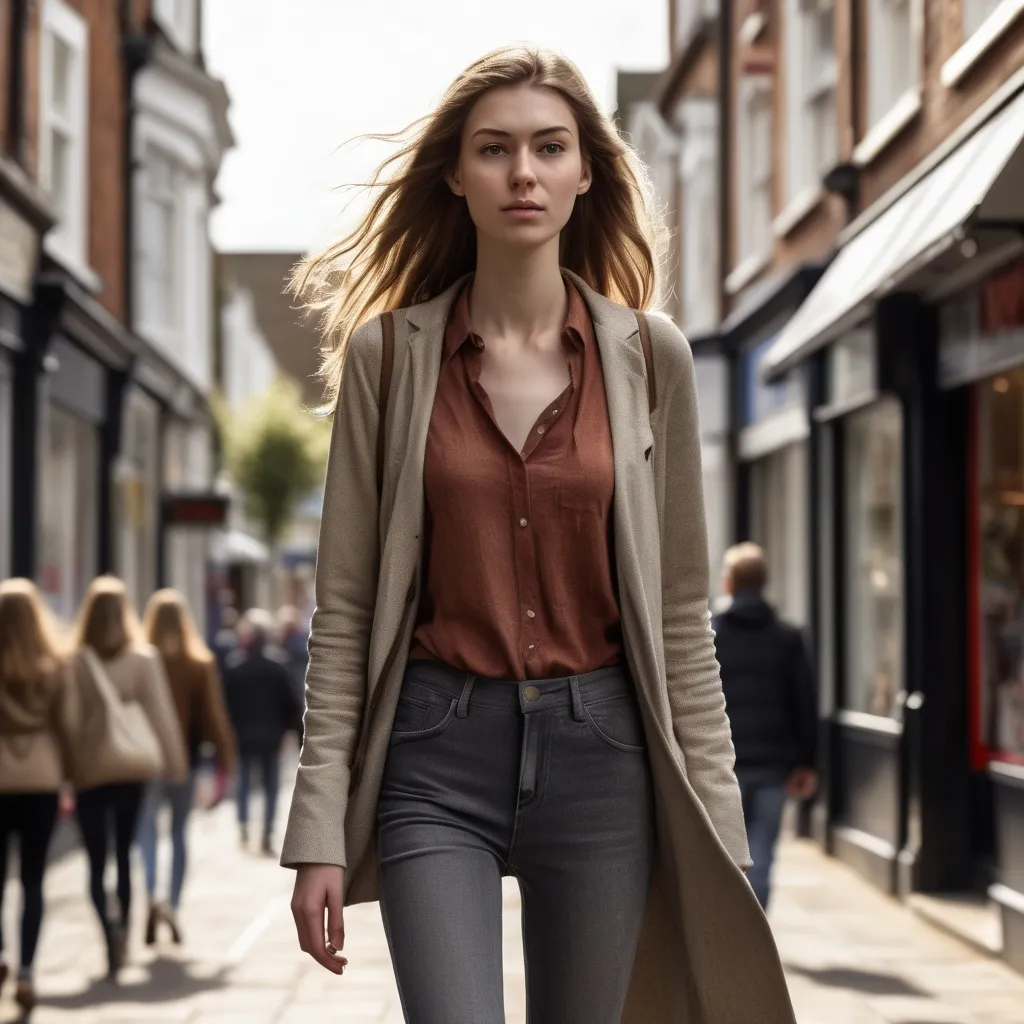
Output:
[138, 589, 237, 946]
[283, 45, 794, 1023]
[211, 605, 240, 677]
[0, 580, 78, 1013]
[712, 543, 818, 910]
[70, 576, 188, 980]
[223, 609, 301, 855]
[276, 604, 308, 738]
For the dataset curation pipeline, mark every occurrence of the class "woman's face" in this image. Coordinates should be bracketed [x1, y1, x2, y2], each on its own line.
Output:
[448, 83, 591, 250]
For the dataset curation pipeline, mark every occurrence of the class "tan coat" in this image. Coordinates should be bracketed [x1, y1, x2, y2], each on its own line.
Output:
[282, 273, 797, 1022]
[71, 645, 189, 791]
[0, 664, 78, 793]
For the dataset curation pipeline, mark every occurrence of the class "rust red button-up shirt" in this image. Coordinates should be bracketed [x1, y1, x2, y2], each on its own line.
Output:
[408, 276, 623, 681]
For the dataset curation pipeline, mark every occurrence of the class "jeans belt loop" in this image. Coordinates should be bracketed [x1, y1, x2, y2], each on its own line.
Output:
[456, 675, 476, 718]
[569, 676, 585, 722]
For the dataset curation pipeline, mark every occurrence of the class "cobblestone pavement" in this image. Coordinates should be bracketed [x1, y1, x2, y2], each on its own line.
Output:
[2, 776, 1024, 1023]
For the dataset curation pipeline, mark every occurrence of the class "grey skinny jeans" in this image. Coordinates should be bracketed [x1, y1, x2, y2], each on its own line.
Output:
[377, 659, 656, 1024]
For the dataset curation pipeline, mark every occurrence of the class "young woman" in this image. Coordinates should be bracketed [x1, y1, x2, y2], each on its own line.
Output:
[283, 46, 795, 1023]
[0, 580, 78, 1013]
[71, 576, 187, 979]
[139, 589, 237, 945]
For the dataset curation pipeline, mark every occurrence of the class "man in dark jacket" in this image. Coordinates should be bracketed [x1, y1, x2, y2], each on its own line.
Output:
[223, 609, 302, 855]
[713, 543, 818, 910]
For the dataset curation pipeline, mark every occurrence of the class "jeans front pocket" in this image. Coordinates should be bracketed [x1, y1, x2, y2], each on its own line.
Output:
[583, 693, 647, 753]
[388, 683, 459, 747]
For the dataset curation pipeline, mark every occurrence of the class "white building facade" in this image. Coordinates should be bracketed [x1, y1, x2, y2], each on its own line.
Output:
[124, 0, 232, 629]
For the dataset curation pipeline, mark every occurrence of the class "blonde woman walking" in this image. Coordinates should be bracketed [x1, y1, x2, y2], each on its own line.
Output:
[71, 576, 187, 979]
[0, 580, 78, 1013]
[284, 46, 795, 1023]
[139, 589, 237, 945]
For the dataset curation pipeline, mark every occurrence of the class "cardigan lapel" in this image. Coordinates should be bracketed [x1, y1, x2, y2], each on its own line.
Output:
[367, 277, 468, 689]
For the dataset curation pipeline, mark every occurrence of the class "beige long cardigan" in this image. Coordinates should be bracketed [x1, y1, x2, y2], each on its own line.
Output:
[281, 272, 797, 1023]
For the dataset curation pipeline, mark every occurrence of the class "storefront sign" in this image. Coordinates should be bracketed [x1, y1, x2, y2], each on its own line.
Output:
[160, 495, 229, 528]
[161, 493, 229, 527]
[940, 291, 1024, 389]
[0, 199, 38, 304]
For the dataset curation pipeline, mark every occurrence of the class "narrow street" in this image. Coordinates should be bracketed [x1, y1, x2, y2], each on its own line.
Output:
[2, 770, 1023, 1024]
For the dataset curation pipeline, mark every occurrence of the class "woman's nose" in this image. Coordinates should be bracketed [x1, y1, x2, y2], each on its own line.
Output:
[509, 150, 537, 188]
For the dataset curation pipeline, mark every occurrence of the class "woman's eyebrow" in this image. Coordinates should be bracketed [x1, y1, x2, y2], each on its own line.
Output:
[471, 126, 574, 139]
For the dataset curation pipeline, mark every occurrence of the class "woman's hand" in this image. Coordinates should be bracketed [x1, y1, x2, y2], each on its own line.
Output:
[291, 864, 348, 974]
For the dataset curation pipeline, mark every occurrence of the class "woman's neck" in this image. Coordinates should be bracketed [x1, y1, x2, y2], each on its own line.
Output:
[469, 239, 566, 347]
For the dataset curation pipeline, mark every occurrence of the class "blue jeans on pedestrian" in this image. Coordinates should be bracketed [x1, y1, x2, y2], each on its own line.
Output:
[236, 749, 280, 840]
[735, 766, 789, 910]
[137, 775, 195, 910]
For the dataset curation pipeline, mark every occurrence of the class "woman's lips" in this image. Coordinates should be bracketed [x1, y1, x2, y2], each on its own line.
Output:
[504, 206, 544, 219]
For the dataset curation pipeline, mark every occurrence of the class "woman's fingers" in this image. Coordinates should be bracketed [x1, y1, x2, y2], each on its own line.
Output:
[326, 887, 346, 955]
[291, 867, 347, 974]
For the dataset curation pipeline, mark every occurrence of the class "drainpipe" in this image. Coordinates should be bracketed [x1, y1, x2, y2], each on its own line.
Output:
[6, 0, 28, 165]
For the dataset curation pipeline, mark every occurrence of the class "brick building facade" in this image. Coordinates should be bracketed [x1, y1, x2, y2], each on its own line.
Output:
[622, 0, 1024, 973]
[0, 0, 231, 630]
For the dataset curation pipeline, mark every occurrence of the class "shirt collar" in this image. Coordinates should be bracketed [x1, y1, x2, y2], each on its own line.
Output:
[442, 272, 593, 363]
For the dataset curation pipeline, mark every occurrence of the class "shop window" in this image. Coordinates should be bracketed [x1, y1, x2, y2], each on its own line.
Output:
[39, 0, 88, 270]
[749, 442, 810, 626]
[843, 400, 904, 718]
[977, 369, 1024, 763]
[38, 405, 99, 623]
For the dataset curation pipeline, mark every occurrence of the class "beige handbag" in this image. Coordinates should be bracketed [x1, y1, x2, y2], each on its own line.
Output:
[78, 647, 164, 785]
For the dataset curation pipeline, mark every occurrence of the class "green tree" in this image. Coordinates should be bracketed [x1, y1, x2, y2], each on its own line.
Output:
[214, 377, 330, 548]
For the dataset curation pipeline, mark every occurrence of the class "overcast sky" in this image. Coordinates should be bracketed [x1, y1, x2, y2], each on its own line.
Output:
[202, 0, 667, 253]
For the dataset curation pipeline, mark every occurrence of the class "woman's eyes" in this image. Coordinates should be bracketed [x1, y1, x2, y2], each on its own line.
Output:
[479, 142, 566, 156]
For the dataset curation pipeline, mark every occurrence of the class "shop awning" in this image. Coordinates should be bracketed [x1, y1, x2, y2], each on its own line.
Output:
[763, 88, 1024, 380]
[210, 529, 270, 566]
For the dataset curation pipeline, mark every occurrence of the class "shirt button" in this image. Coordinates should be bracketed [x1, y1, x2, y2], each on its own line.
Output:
[551, 408, 558, 415]
[523, 685, 540, 702]
[528, 644, 536, 650]
[537, 425, 546, 434]
[519, 517, 528, 527]
[526, 609, 536, 619]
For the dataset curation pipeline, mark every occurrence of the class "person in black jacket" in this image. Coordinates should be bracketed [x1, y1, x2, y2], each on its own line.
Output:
[713, 543, 818, 910]
[223, 609, 301, 855]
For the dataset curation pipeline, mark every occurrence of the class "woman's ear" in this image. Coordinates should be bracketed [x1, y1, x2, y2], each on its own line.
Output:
[577, 157, 593, 195]
[445, 166, 465, 197]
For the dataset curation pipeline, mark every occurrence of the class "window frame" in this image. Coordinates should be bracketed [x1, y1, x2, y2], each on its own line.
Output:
[864, 0, 922, 136]
[153, 0, 198, 54]
[39, 0, 89, 272]
[139, 146, 181, 335]
[735, 74, 775, 273]
[783, 0, 838, 206]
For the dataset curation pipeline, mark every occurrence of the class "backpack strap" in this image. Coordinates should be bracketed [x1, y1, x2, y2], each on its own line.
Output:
[375, 311, 395, 501]
[634, 310, 656, 415]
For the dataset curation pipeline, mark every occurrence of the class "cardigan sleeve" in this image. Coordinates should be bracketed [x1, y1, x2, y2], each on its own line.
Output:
[280, 317, 384, 870]
[650, 315, 752, 869]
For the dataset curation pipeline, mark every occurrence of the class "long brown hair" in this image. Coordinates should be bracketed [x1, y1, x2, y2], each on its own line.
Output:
[143, 589, 214, 665]
[73, 576, 142, 660]
[293, 44, 661, 411]
[0, 578, 66, 711]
